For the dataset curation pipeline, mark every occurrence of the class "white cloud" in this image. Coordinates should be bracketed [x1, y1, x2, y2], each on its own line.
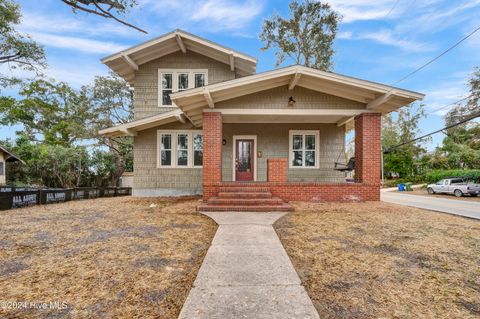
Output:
[421, 76, 470, 115]
[29, 32, 127, 54]
[46, 64, 109, 87]
[327, 0, 399, 23]
[145, 0, 264, 31]
[395, 0, 480, 34]
[20, 11, 143, 38]
[337, 31, 352, 39]
[192, 0, 263, 30]
[347, 29, 435, 52]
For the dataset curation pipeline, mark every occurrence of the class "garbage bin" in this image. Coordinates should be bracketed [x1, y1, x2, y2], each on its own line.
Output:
[405, 183, 413, 191]
[397, 183, 405, 191]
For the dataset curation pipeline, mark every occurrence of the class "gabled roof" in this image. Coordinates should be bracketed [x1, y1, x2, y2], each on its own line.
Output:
[98, 109, 186, 137]
[0, 145, 24, 164]
[101, 29, 257, 84]
[170, 65, 425, 127]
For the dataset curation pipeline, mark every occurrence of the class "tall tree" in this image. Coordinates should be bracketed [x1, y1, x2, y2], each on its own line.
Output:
[61, 0, 146, 33]
[382, 104, 428, 178]
[86, 72, 134, 185]
[260, 0, 340, 70]
[1, 73, 133, 187]
[0, 79, 91, 146]
[0, 0, 45, 86]
[431, 67, 480, 169]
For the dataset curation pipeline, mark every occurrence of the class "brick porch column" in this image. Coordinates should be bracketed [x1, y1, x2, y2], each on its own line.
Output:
[203, 112, 223, 189]
[354, 113, 381, 186]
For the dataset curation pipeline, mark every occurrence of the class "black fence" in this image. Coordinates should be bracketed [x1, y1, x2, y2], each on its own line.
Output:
[0, 186, 132, 211]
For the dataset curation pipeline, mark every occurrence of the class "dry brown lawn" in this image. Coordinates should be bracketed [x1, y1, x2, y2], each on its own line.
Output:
[275, 201, 480, 319]
[0, 196, 217, 319]
[407, 188, 480, 202]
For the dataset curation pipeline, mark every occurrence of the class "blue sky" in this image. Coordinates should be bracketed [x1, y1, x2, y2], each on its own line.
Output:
[2, 0, 480, 150]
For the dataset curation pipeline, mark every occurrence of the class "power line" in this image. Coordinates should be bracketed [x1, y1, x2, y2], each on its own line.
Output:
[389, 24, 480, 87]
[427, 94, 472, 114]
[384, 0, 400, 19]
[383, 111, 480, 153]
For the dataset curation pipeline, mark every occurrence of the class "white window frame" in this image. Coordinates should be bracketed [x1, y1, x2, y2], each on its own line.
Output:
[288, 130, 320, 169]
[157, 130, 203, 168]
[158, 69, 208, 107]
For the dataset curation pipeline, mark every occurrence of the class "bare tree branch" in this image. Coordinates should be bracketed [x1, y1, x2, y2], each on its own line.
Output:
[61, 0, 109, 17]
[92, 0, 147, 34]
[61, 0, 147, 33]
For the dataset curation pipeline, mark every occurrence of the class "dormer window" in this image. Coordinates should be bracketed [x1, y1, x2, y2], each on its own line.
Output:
[158, 69, 208, 107]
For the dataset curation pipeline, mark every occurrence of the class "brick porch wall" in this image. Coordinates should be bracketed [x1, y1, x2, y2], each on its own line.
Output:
[204, 182, 379, 202]
[203, 112, 223, 200]
[354, 113, 382, 186]
[267, 158, 287, 182]
[353, 112, 381, 201]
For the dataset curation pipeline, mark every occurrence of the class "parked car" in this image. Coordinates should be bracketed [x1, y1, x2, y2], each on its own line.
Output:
[427, 178, 480, 197]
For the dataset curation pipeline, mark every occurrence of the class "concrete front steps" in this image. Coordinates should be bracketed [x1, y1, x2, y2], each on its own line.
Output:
[198, 186, 294, 212]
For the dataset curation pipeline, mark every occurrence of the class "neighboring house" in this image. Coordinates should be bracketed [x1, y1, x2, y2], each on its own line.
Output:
[99, 30, 424, 211]
[0, 145, 23, 185]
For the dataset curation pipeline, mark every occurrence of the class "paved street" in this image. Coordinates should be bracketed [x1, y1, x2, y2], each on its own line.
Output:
[381, 191, 480, 220]
[178, 211, 319, 319]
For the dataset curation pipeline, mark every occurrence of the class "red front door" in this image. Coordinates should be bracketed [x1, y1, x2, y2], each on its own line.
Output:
[235, 139, 254, 181]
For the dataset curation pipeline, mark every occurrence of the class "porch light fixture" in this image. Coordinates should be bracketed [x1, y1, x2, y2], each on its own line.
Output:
[222, 139, 227, 145]
[288, 96, 296, 107]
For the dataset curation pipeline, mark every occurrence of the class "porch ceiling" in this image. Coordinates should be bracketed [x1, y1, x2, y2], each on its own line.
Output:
[171, 65, 425, 128]
[101, 29, 257, 85]
[203, 108, 372, 128]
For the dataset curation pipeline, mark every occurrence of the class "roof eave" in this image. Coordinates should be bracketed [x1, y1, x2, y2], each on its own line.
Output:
[100, 29, 257, 65]
[98, 109, 189, 137]
[170, 65, 425, 102]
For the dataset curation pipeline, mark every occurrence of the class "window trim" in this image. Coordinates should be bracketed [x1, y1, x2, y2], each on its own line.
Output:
[157, 130, 203, 168]
[288, 130, 320, 169]
[158, 69, 208, 108]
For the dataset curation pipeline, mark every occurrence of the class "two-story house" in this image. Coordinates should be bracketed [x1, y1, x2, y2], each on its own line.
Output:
[99, 30, 424, 211]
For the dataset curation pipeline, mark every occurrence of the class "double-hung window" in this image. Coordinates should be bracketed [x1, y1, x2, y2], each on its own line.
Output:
[193, 133, 203, 167]
[176, 133, 189, 167]
[160, 133, 173, 166]
[158, 130, 203, 168]
[158, 70, 208, 107]
[289, 130, 319, 168]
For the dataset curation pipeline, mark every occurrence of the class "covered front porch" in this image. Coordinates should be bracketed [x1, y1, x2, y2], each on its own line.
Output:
[168, 66, 423, 208]
[201, 111, 382, 206]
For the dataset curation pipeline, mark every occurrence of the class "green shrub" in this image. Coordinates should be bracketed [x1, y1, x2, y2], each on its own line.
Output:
[383, 174, 427, 188]
[383, 178, 409, 188]
[425, 169, 480, 183]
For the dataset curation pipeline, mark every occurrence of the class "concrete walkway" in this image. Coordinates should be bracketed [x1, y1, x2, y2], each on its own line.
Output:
[179, 212, 319, 319]
[381, 191, 480, 220]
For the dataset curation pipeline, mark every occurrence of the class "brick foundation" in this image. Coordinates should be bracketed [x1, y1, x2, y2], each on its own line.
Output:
[204, 181, 379, 202]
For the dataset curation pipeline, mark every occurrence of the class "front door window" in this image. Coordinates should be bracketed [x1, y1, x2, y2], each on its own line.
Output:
[235, 139, 254, 181]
